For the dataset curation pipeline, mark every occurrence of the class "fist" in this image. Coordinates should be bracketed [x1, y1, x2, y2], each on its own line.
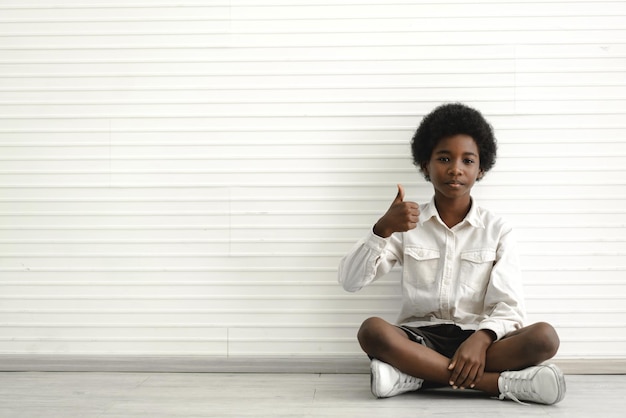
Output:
[373, 184, 420, 238]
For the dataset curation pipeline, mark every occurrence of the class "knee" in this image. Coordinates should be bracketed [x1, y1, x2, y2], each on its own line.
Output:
[529, 322, 560, 359]
[357, 317, 395, 358]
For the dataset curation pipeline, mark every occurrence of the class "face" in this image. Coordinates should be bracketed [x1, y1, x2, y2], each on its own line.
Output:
[422, 134, 483, 203]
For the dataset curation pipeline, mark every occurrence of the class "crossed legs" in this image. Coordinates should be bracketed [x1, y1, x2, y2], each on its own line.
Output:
[357, 317, 560, 396]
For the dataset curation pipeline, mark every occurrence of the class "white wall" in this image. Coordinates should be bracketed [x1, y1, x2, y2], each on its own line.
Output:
[0, 0, 625, 361]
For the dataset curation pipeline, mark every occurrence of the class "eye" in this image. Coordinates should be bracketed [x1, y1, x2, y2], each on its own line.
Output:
[438, 157, 450, 162]
[464, 158, 475, 164]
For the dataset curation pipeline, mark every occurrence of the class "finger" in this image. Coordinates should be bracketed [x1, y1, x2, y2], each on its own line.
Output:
[468, 366, 481, 389]
[448, 359, 459, 386]
[470, 367, 484, 389]
[451, 365, 465, 388]
[455, 364, 474, 389]
[393, 184, 405, 204]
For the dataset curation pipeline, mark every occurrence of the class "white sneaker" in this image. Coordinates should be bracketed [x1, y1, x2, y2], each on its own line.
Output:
[498, 364, 566, 405]
[370, 358, 423, 398]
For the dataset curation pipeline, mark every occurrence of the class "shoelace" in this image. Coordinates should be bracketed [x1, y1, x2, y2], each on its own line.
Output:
[498, 378, 532, 406]
[395, 373, 422, 390]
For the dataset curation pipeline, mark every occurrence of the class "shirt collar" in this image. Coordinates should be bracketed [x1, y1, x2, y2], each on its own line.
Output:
[419, 197, 485, 229]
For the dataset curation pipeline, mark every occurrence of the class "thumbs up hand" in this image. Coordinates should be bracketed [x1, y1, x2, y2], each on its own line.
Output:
[373, 184, 420, 238]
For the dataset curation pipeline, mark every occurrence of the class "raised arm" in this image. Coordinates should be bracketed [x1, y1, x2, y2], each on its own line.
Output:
[338, 185, 419, 292]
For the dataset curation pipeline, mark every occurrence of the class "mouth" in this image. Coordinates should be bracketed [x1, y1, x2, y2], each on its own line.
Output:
[446, 181, 464, 187]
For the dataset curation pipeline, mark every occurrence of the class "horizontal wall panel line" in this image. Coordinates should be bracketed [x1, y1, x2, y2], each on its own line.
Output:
[0, 58, 574, 64]
[0, 126, 624, 132]
[0, 295, 399, 301]
[0, 253, 345, 257]
[0, 239, 624, 245]
[0, 279, 620, 284]
[0, 183, 624, 189]
[0, 295, 621, 301]
[0, 182, 622, 187]
[0, 169, 418, 174]
[0, 280, 358, 286]
[2, 14, 624, 23]
[0, 225, 623, 230]
[0, 168, 622, 173]
[2, 69, 625, 77]
[1, 140, 622, 146]
[1, 239, 358, 243]
[0, 323, 358, 328]
[2, 140, 412, 146]
[2, 266, 622, 272]
[4, 169, 626, 174]
[0, 296, 400, 301]
[1, 41, 622, 49]
[0, 197, 624, 202]
[0, 308, 619, 314]
[0, 60, 617, 72]
[0, 1, 619, 9]
[1, 210, 624, 215]
[2, 82, 626, 90]
[1, 126, 626, 132]
[0, 322, 618, 329]
[0, 129, 415, 133]
[1, 99, 625, 106]
[0, 156, 412, 161]
[0, 309, 396, 314]
[2, 251, 624, 257]
[0, 338, 228, 342]
[0, 27, 623, 37]
[0, 225, 341, 230]
[0, 99, 551, 105]
[3, 44, 626, 53]
[1, 58, 622, 65]
[5, 211, 381, 215]
[2, 28, 624, 36]
[0, 268, 340, 272]
[0, 60, 626, 69]
[0, 3, 230, 9]
[2, 111, 626, 118]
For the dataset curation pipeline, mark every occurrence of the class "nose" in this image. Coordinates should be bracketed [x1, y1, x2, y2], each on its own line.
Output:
[448, 161, 462, 175]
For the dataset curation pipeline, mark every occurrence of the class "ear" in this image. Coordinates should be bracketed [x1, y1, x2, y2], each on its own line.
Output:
[477, 169, 484, 180]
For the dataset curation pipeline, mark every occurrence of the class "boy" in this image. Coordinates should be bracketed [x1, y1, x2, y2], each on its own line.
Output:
[338, 103, 565, 405]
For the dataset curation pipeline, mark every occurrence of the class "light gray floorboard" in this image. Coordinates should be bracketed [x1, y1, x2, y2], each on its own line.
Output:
[0, 372, 623, 417]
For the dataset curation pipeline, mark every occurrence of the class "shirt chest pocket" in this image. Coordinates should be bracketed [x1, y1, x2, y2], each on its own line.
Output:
[404, 247, 441, 287]
[460, 249, 496, 291]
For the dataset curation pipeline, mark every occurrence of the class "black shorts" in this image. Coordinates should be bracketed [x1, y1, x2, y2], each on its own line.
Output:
[398, 324, 475, 359]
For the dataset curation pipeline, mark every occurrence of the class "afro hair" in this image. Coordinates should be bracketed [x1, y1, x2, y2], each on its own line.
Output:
[411, 103, 497, 181]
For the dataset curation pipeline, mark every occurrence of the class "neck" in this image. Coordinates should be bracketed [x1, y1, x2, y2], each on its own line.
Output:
[434, 195, 472, 228]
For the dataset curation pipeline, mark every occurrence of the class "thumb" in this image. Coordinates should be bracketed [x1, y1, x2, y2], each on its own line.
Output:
[393, 184, 405, 204]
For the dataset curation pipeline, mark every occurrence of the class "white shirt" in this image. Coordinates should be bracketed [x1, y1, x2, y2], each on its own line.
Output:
[338, 198, 526, 341]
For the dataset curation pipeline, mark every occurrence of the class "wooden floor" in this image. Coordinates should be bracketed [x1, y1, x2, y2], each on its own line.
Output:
[0, 372, 624, 417]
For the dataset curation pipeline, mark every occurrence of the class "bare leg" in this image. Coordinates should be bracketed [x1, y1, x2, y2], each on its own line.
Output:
[358, 318, 560, 397]
[485, 322, 560, 372]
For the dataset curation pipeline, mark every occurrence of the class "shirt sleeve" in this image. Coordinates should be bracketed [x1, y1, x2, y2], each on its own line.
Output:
[477, 225, 527, 341]
[338, 229, 402, 292]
